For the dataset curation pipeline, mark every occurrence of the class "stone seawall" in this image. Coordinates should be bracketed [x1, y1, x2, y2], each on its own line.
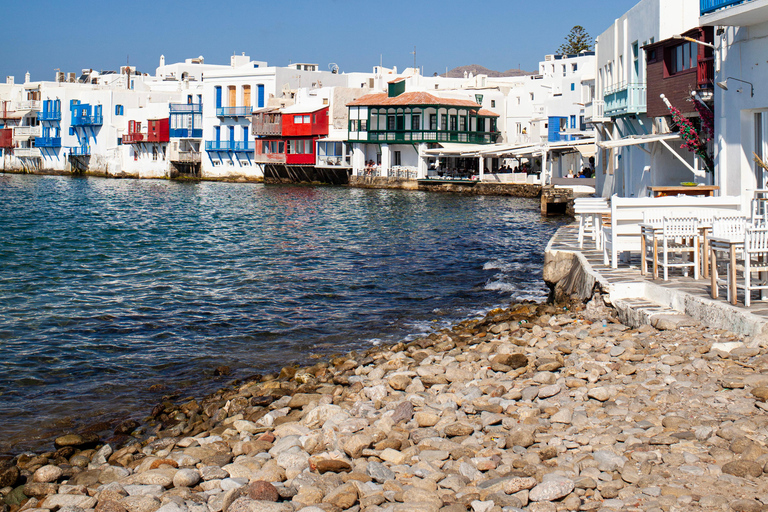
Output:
[348, 177, 541, 197]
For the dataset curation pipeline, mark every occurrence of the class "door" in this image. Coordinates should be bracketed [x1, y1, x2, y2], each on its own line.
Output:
[756, 112, 768, 189]
[243, 86, 251, 109]
[228, 86, 237, 107]
[257, 85, 265, 108]
[215, 87, 222, 109]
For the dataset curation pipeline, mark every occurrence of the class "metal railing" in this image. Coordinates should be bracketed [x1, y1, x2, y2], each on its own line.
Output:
[170, 103, 203, 114]
[701, 0, 752, 14]
[169, 128, 202, 138]
[355, 130, 498, 144]
[71, 114, 103, 126]
[318, 155, 351, 167]
[389, 166, 418, 179]
[216, 106, 251, 117]
[205, 141, 253, 152]
[35, 136, 62, 148]
[603, 82, 647, 117]
[38, 110, 62, 121]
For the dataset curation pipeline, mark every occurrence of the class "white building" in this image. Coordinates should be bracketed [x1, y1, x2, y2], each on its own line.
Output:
[700, 0, 768, 203]
[592, 0, 701, 197]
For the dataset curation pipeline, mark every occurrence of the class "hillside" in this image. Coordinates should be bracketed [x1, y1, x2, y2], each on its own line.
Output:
[442, 64, 533, 78]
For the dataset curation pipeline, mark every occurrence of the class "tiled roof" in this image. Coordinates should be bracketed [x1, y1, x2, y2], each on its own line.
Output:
[347, 91, 482, 109]
[478, 108, 500, 117]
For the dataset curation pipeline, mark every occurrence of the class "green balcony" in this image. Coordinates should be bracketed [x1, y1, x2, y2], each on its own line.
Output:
[351, 130, 499, 145]
[603, 82, 646, 117]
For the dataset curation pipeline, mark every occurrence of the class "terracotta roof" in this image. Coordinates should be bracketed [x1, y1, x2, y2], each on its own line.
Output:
[477, 108, 500, 117]
[347, 91, 481, 109]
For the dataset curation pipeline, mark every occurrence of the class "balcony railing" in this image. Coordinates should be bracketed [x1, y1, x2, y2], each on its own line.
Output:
[36, 136, 62, 148]
[38, 110, 62, 121]
[317, 155, 351, 167]
[122, 132, 145, 144]
[16, 100, 41, 111]
[13, 126, 42, 139]
[69, 146, 91, 156]
[170, 151, 202, 163]
[14, 148, 41, 158]
[169, 128, 203, 138]
[701, 0, 752, 14]
[351, 130, 499, 144]
[216, 106, 251, 117]
[170, 103, 203, 114]
[252, 122, 282, 136]
[205, 141, 253, 152]
[71, 114, 103, 126]
[603, 82, 646, 117]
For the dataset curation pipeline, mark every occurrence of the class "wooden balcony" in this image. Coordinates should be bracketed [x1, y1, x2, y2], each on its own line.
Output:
[14, 147, 41, 158]
[13, 126, 42, 141]
[122, 132, 144, 144]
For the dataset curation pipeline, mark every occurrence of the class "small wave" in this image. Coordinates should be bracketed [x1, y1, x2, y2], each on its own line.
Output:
[484, 280, 519, 293]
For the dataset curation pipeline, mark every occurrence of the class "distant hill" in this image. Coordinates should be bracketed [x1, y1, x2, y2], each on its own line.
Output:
[442, 64, 534, 78]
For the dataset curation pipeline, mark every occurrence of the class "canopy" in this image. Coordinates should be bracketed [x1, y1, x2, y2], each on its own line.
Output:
[598, 133, 681, 149]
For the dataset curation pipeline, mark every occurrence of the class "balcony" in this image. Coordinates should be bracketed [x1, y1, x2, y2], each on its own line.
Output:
[701, 0, 753, 14]
[71, 113, 103, 127]
[700, 0, 768, 25]
[16, 100, 40, 111]
[603, 82, 646, 117]
[170, 151, 202, 164]
[13, 126, 42, 140]
[205, 141, 253, 152]
[36, 136, 62, 148]
[122, 132, 145, 144]
[69, 146, 91, 156]
[351, 130, 499, 145]
[169, 128, 203, 138]
[216, 106, 250, 118]
[38, 110, 62, 121]
[170, 104, 203, 114]
[14, 147, 41, 158]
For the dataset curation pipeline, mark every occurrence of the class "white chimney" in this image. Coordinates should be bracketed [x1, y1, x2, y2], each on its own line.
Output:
[160, 55, 165, 67]
[6, 76, 14, 85]
[25, 72, 30, 83]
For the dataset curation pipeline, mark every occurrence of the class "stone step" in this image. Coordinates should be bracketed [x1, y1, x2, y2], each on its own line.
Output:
[612, 296, 700, 330]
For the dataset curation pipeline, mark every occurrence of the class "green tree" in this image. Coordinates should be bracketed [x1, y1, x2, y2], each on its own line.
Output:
[558, 26, 593, 55]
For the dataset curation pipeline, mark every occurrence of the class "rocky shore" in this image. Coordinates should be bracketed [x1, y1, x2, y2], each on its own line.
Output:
[3, 297, 768, 512]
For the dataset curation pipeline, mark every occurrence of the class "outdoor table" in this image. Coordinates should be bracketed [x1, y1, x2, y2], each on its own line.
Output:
[710, 235, 743, 305]
[640, 222, 711, 280]
[649, 186, 719, 198]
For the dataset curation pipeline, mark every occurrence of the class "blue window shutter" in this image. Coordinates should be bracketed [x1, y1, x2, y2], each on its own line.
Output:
[257, 85, 265, 108]
[215, 126, 220, 142]
[215, 87, 222, 109]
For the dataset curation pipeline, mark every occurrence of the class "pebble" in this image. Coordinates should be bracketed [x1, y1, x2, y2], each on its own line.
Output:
[5, 299, 768, 512]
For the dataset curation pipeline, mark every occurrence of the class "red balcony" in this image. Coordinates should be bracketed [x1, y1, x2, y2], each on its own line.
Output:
[122, 132, 144, 144]
[146, 119, 169, 143]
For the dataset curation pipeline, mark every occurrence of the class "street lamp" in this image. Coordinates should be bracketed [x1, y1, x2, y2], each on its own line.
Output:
[716, 77, 754, 97]
[671, 34, 716, 50]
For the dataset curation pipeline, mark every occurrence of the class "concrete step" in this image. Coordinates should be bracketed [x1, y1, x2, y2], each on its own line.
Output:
[612, 296, 700, 330]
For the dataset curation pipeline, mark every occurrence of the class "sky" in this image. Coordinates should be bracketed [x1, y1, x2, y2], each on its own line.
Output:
[0, 0, 642, 82]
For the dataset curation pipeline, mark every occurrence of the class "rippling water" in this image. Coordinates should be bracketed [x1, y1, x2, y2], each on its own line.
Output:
[0, 174, 566, 453]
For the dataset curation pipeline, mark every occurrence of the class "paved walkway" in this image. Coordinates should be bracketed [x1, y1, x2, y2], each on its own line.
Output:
[548, 224, 768, 337]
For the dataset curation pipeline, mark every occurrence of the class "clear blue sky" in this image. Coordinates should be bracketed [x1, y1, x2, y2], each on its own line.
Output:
[1, 0, 642, 81]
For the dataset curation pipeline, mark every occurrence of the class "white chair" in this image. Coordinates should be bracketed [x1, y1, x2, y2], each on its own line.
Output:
[733, 226, 768, 307]
[659, 217, 699, 281]
[641, 213, 664, 278]
[574, 197, 609, 250]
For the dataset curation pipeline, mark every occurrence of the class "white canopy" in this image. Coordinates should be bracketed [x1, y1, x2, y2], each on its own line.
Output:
[598, 133, 680, 149]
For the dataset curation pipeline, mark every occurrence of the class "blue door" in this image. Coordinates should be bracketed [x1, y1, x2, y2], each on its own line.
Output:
[229, 126, 235, 149]
[257, 85, 265, 108]
[215, 126, 220, 146]
[243, 126, 249, 148]
[215, 87, 222, 109]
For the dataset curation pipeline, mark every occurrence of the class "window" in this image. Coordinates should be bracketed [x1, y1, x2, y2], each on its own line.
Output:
[360, 119, 367, 131]
[491, 100, 496, 108]
[294, 115, 310, 124]
[572, 63, 578, 72]
[459, 116, 466, 131]
[152, 146, 158, 161]
[562, 65, 567, 77]
[669, 42, 697, 74]
[429, 114, 437, 130]
[387, 115, 396, 131]
[530, 93, 534, 101]
[475, 94, 483, 105]
[449, 116, 457, 131]
[441, 114, 447, 130]
[570, 115, 576, 129]
[571, 83, 575, 91]
[115, 105, 123, 116]
[393, 151, 401, 166]
[411, 114, 420, 131]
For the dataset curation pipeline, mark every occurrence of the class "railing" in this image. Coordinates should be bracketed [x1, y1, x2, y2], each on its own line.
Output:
[254, 153, 286, 164]
[252, 122, 282, 136]
[35, 136, 62, 148]
[71, 114, 103, 126]
[38, 110, 62, 121]
[14, 147, 41, 158]
[357, 166, 382, 177]
[353, 130, 499, 144]
[171, 151, 201, 163]
[701, 0, 752, 14]
[205, 141, 253, 152]
[169, 128, 203, 138]
[603, 82, 646, 117]
[216, 106, 250, 117]
[318, 155, 351, 167]
[16, 100, 40, 111]
[122, 132, 145, 144]
[389, 166, 418, 179]
[170, 103, 203, 114]
[69, 146, 91, 156]
[13, 126, 42, 138]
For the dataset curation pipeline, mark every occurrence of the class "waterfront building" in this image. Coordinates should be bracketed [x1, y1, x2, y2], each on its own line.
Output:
[592, 0, 702, 197]
[700, 0, 768, 202]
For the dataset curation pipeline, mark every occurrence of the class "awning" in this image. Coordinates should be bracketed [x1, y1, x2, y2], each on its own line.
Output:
[598, 133, 680, 149]
[423, 143, 484, 156]
[576, 144, 597, 158]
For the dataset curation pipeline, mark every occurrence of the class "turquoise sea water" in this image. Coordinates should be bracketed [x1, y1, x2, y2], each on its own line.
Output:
[0, 174, 566, 453]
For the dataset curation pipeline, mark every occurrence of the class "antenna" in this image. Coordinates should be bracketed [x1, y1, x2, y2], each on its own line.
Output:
[411, 46, 416, 71]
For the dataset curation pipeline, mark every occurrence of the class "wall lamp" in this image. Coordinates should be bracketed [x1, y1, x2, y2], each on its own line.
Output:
[716, 77, 754, 97]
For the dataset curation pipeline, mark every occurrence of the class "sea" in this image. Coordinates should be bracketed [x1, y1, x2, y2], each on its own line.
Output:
[0, 174, 567, 454]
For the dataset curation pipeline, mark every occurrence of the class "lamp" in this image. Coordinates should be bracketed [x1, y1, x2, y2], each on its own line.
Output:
[716, 77, 754, 97]
[671, 34, 715, 49]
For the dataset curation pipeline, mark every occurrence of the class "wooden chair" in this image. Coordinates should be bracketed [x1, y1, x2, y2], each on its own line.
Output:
[733, 226, 768, 307]
[660, 217, 699, 281]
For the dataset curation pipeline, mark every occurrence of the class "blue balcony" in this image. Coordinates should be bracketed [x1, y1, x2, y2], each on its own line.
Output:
[71, 113, 103, 127]
[170, 128, 203, 138]
[701, 0, 752, 14]
[36, 136, 62, 148]
[38, 110, 62, 122]
[170, 103, 203, 114]
[69, 145, 90, 156]
[603, 82, 646, 117]
[205, 141, 252, 152]
[216, 106, 251, 118]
